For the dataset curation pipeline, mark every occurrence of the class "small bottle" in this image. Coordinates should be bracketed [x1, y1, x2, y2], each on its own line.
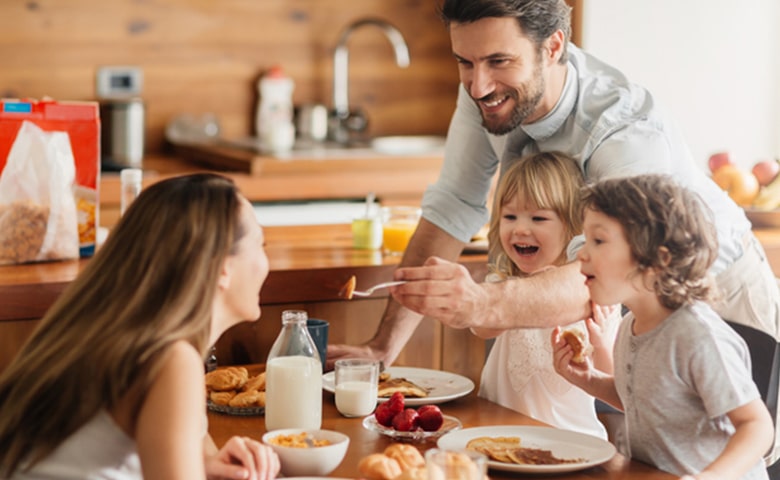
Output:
[120, 168, 143, 216]
[255, 66, 296, 154]
[264, 310, 323, 431]
[205, 346, 218, 372]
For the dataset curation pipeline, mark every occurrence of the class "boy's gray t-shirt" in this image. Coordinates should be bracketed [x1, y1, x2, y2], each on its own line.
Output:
[614, 302, 767, 479]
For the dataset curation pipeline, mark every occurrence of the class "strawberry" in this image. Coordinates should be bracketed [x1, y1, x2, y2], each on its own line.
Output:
[417, 404, 443, 431]
[374, 402, 395, 427]
[392, 408, 419, 432]
[386, 392, 405, 416]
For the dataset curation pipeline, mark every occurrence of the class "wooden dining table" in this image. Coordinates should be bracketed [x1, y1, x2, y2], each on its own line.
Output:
[208, 388, 676, 479]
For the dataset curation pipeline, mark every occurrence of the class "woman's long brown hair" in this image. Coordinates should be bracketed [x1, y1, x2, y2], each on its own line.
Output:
[0, 173, 245, 475]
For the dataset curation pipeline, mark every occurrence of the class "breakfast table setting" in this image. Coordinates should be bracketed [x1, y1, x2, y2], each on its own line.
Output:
[206, 364, 676, 479]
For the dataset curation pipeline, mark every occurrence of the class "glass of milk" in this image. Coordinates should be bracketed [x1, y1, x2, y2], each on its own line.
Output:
[334, 359, 380, 417]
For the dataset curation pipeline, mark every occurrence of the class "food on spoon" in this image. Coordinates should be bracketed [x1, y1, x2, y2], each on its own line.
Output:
[560, 327, 593, 364]
[378, 376, 429, 398]
[416, 404, 444, 431]
[338, 275, 357, 299]
[358, 453, 402, 480]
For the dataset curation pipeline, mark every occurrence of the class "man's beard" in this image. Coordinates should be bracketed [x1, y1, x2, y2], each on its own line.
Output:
[479, 62, 545, 136]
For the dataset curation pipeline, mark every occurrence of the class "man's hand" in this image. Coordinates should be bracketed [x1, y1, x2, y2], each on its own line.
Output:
[391, 256, 487, 329]
[326, 343, 385, 372]
[205, 435, 280, 480]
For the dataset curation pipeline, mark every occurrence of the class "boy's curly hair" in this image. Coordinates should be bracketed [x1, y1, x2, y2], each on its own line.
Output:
[581, 174, 718, 310]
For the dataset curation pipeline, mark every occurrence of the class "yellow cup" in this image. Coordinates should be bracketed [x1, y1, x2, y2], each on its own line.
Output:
[381, 206, 421, 256]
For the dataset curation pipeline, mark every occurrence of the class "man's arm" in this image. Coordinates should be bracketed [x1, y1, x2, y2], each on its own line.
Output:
[393, 258, 590, 330]
[326, 219, 465, 368]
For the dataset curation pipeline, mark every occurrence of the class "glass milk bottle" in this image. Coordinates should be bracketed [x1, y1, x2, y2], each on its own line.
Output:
[264, 310, 322, 431]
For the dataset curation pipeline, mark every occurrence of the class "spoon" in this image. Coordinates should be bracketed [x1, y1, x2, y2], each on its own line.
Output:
[338, 275, 406, 299]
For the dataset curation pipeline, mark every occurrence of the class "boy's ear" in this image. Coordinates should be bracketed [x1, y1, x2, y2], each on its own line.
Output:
[658, 246, 672, 267]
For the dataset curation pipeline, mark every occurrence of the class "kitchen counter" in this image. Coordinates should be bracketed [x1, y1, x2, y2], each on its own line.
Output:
[99, 152, 445, 227]
[0, 222, 488, 377]
[0, 223, 487, 322]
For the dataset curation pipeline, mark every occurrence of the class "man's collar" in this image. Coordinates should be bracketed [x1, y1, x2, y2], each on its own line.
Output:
[521, 61, 578, 141]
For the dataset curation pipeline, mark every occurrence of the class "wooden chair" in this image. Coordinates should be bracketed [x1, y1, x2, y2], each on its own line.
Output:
[725, 320, 780, 477]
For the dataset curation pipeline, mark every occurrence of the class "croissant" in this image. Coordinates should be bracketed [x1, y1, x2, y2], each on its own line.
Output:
[384, 443, 425, 470]
[394, 466, 427, 480]
[358, 453, 402, 480]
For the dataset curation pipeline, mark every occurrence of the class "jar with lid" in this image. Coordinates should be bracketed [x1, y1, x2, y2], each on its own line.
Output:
[264, 309, 322, 431]
[255, 65, 295, 154]
[120, 168, 142, 215]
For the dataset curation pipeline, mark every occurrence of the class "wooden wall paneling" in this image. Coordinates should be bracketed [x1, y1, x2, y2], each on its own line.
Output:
[0, 0, 459, 155]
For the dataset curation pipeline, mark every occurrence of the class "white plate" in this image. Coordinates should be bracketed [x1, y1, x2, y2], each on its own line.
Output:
[322, 366, 475, 406]
[363, 414, 462, 442]
[437, 425, 616, 473]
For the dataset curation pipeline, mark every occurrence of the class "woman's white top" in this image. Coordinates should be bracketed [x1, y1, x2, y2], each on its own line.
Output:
[12, 410, 141, 480]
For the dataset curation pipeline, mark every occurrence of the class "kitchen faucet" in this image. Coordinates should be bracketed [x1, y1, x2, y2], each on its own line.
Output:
[330, 18, 410, 143]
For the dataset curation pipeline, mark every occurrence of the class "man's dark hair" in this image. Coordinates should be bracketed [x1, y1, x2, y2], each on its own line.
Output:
[439, 0, 571, 64]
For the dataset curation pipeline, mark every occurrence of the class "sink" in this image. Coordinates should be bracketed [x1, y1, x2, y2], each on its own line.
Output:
[225, 135, 445, 158]
[370, 135, 445, 155]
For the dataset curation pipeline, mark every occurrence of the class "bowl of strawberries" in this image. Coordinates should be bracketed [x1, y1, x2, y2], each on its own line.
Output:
[363, 392, 462, 442]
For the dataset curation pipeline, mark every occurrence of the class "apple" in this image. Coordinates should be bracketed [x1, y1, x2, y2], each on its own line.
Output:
[711, 164, 760, 206]
[708, 151, 733, 174]
[751, 159, 780, 187]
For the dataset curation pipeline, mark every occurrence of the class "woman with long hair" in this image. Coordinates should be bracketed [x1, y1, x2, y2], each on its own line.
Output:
[0, 173, 279, 479]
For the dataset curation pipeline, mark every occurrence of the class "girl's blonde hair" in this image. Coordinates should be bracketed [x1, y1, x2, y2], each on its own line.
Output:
[488, 151, 585, 278]
[581, 174, 717, 310]
[0, 173, 246, 475]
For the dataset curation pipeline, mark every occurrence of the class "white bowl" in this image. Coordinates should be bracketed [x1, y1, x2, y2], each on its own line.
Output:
[262, 428, 349, 476]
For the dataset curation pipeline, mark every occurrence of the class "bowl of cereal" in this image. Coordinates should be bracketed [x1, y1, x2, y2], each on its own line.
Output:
[262, 428, 349, 476]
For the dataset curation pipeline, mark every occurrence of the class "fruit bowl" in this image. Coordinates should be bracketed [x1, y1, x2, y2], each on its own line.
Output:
[363, 414, 462, 442]
[744, 208, 780, 229]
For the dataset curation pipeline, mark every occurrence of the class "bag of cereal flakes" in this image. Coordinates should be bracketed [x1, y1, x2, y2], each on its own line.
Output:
[0, 121, 79, 264]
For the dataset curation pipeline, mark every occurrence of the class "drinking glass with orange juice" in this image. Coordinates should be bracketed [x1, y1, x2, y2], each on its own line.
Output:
[381, 206, 421, 255]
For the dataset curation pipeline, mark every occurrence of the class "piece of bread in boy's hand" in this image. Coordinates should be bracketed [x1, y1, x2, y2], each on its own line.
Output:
[561, 328, 593, 364]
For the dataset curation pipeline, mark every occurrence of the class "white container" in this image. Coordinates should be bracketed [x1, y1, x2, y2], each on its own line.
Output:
[265, 356, 323, 430]
[119, 168, 142, 216]
[256, 66, 295, 154]
[334, 358, 379, 417]
[335, 381, 376, 417]
[264, 310, 322, 431]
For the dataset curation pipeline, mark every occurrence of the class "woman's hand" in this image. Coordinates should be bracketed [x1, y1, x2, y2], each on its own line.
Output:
[206, 435, 280, 480]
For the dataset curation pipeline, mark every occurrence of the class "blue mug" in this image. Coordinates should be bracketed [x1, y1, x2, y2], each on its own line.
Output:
[306, 318, 329, 366]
